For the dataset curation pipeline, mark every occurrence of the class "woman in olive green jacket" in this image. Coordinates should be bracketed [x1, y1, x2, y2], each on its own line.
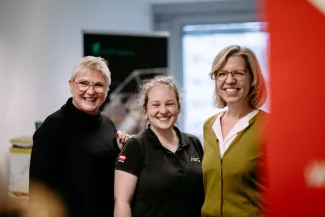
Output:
[202, 45, 268, 217]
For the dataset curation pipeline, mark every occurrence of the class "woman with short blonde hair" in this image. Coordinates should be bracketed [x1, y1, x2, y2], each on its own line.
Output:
[202, 45, 269, 217]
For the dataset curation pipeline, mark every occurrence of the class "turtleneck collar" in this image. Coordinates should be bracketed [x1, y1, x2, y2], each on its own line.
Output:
[61, 97, 102, 128]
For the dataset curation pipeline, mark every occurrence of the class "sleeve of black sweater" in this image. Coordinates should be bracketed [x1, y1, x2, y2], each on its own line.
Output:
[29, 114, 64, 193]
[104, 116, 121, 155]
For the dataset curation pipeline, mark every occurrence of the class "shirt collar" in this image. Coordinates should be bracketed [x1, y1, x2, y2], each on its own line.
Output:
[146, 125, 188, 149]
[212, 109, 260, 142]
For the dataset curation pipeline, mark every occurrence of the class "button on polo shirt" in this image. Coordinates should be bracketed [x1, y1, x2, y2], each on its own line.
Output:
[115, 126, 204, 217]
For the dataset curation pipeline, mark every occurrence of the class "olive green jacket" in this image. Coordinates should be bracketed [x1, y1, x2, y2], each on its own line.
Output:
[201, 110, 268, 217]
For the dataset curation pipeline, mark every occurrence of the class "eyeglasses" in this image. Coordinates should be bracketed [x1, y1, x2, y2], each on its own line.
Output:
[73, 80, 108, 93]
[215, 69, 248, 81]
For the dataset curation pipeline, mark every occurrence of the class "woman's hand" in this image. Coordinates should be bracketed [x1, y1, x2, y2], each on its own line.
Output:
[116, 130, 130, 150]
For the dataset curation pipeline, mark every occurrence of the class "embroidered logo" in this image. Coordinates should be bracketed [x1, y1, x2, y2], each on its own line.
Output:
[118, 154, 126, 163]
[191, 157, 201, 162]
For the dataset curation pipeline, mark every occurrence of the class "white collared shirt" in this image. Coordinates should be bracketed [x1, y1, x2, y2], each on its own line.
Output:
[212, 109, 259, 157]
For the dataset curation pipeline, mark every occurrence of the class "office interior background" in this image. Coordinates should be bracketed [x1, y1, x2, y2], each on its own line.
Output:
[0, 0, 264, 165]
[0, 0, 267, 199]
[0, 0, 264, 168]
[1, 0, 325, 216]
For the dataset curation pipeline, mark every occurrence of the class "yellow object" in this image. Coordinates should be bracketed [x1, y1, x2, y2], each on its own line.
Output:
[201, 111, 268, 217]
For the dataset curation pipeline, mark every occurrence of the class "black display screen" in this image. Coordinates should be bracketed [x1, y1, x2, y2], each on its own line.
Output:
[83, 32, 168, 95]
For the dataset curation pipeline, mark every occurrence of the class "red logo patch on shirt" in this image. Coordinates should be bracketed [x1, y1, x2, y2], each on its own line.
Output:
[118, 154, 126, 163]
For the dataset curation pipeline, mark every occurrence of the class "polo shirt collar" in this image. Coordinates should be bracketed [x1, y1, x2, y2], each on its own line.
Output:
[146, 125, 188, 149]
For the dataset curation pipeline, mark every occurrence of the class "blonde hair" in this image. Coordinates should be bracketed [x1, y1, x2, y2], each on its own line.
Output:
[71, 56, 111, 86]
[209, 45, 267, 108]
[137, 75, 181, 122]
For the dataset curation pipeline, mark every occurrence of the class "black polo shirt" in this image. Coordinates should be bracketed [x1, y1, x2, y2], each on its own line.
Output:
[115, 126, 204, 217]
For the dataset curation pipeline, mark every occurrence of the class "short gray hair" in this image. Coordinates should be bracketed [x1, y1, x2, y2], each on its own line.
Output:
[71, 56, 111, 86]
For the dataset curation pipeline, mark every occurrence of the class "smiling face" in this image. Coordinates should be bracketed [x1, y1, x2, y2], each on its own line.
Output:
[217, 55, 253, 107]
[144, 84, 179, 132]
[69, 69, 108, 115]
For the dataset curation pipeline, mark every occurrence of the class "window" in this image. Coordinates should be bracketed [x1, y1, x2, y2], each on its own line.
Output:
[152, 0, 262, 138]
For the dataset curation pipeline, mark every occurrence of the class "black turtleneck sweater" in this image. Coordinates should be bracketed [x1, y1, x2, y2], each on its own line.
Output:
[29, 98, 119, 217]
